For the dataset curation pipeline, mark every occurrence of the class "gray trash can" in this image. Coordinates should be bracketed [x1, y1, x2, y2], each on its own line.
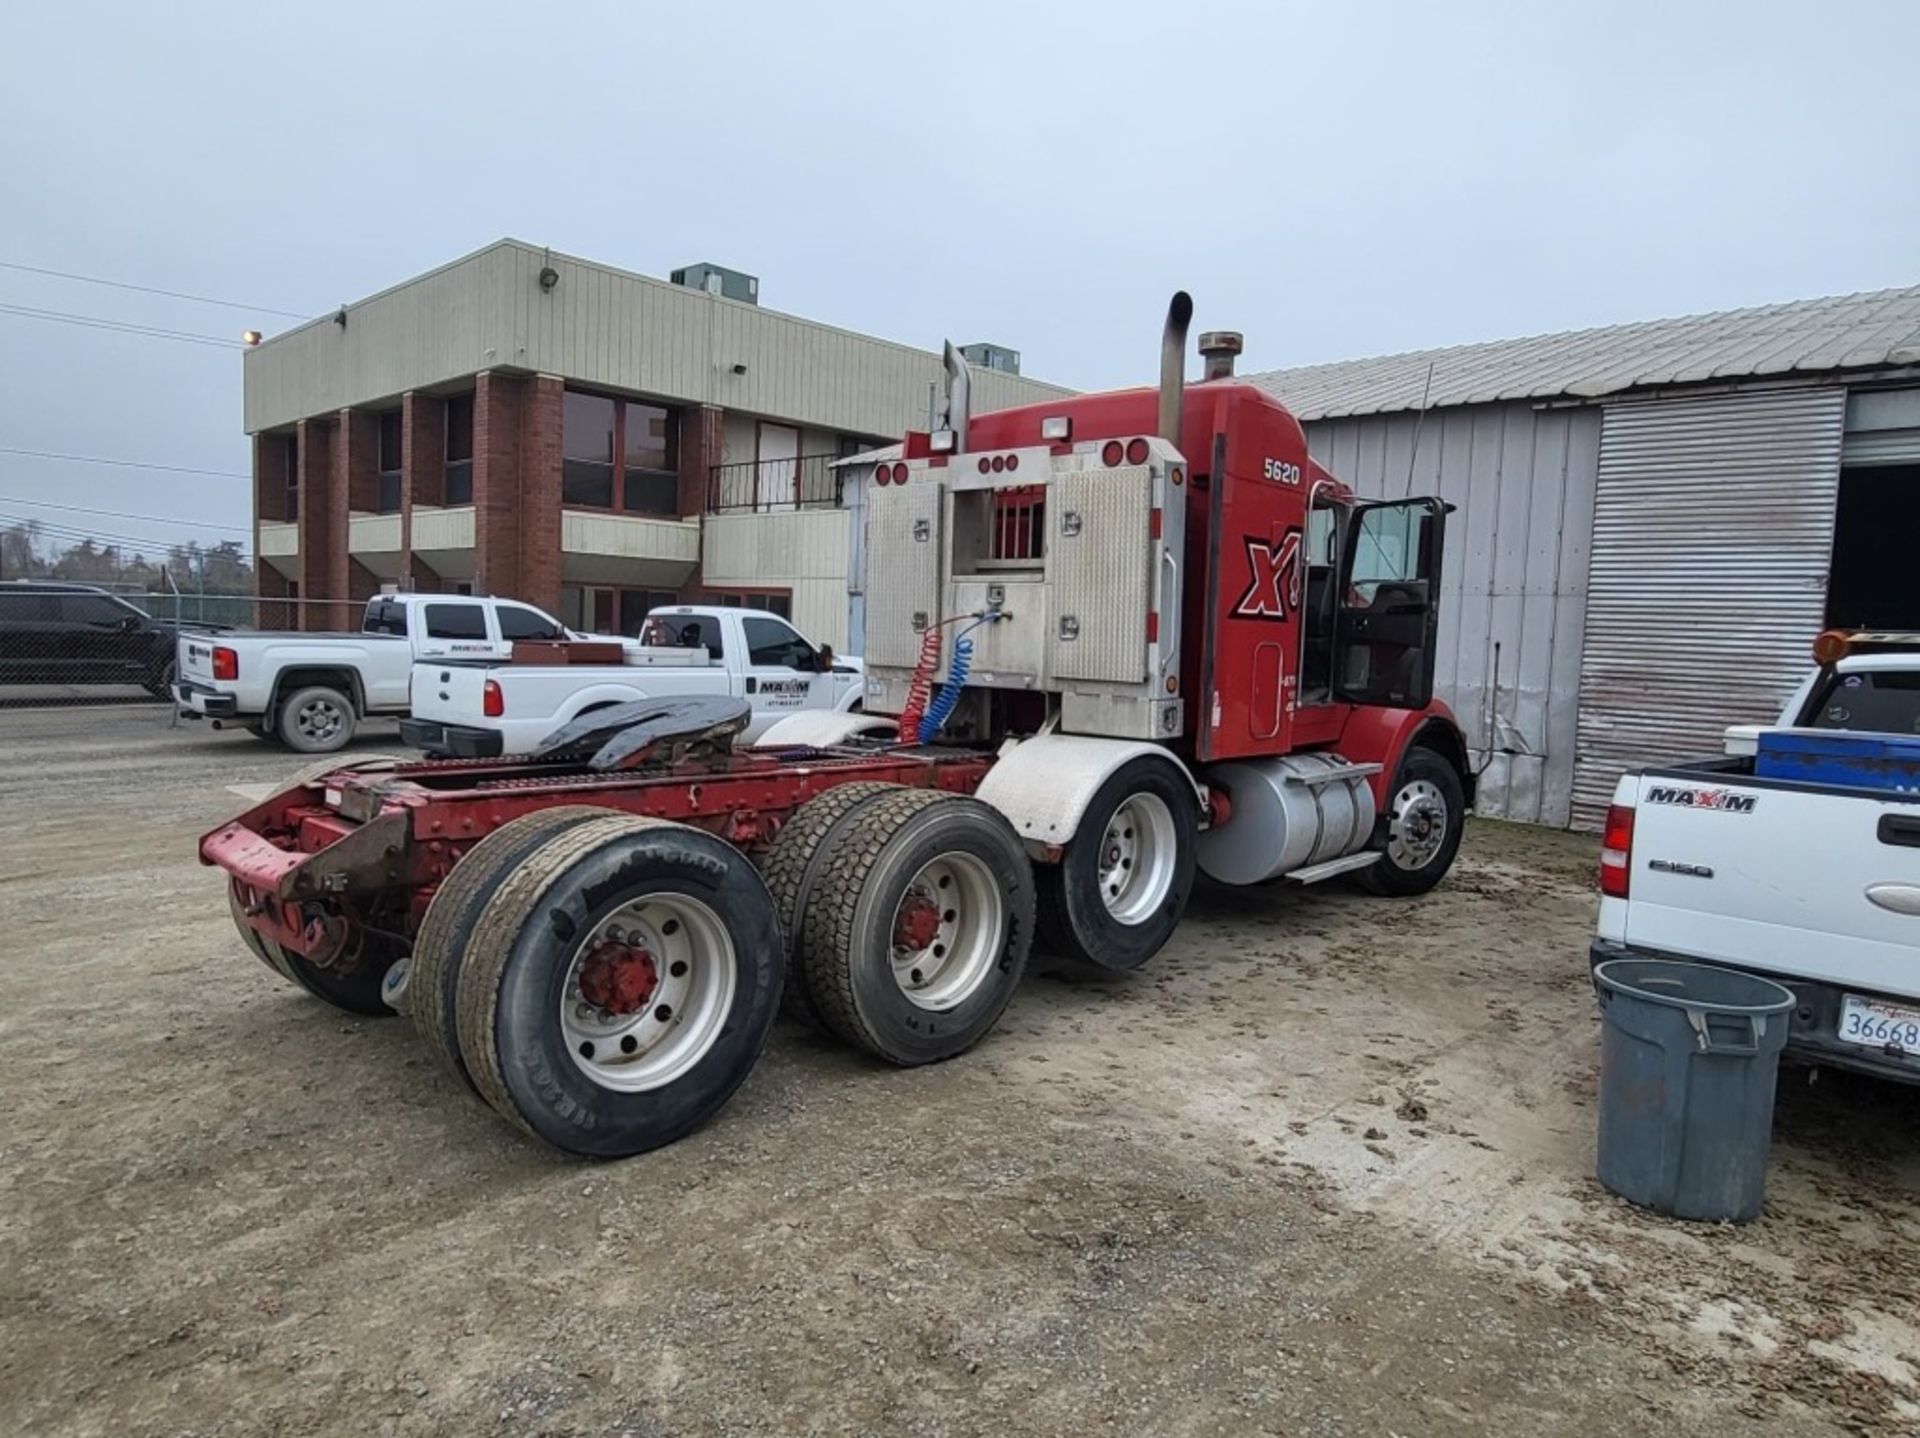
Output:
[1592, 958, 1795, 1222]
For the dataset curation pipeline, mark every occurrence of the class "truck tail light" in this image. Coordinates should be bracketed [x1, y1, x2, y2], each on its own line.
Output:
[483, 679, 504, 718]
[212, 646, 238, 682]
[1101, 440, 1124, 467]
[1599, 803, 1634, 898]
[1125, 437, 1150, 465]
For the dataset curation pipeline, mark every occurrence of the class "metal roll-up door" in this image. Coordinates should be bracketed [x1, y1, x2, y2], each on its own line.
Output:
[1569, 387, 1845, 829]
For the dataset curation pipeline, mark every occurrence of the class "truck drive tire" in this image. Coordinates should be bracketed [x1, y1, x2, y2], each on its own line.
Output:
[1358, 746, 1466, 897]
[278, 684, 357, 754]
[759, 782, 911, 1025]
[454, 815, 784, 1157]
[1036, 756, 1198, 973]
[410, 806, 616, 1096]
[802, 791, 1033, 1066]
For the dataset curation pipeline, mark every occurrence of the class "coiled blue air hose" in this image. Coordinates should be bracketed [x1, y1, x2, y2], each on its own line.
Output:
[916, 612, 998, 742]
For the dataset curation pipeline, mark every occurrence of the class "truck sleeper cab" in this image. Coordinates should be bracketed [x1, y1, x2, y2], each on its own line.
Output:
[853, 296, 1472, 970]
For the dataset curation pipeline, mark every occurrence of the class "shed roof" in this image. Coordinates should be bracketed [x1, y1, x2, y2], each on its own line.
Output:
[1240, 284, 1920, 421]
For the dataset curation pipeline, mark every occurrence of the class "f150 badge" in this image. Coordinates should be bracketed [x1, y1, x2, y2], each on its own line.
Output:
[1645, 785, 1757, 813]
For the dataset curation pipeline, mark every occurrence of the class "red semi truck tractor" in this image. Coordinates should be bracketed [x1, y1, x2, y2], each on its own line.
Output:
[201, 294, 1473, 1157]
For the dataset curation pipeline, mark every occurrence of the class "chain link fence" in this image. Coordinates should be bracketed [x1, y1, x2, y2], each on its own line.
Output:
[0, 587, 368, 707]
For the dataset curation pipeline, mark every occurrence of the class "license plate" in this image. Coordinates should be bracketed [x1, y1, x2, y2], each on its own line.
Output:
[1837, 995, 1920, 1052]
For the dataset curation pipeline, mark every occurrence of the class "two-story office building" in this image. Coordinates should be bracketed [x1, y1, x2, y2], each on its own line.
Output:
[243, 240, 1070, 648]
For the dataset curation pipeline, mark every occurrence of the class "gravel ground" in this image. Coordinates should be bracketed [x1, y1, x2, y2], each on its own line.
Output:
[1, 705, 1916, 1438]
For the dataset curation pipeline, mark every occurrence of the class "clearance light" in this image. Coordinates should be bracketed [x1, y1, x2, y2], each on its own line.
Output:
[1599, 804, 1634, 898]
[990, 455, 1006, 473]
[978, 457, 992, 474]
[1812, 629, 1851, 665]
[1041, 415, 1072, 441]
[1005, 454, 1019, 472]
[1101, 440, 1125, 467]
[929, 429, 957, 454]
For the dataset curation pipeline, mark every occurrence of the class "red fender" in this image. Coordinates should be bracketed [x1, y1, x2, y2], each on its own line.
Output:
[1335, 700, 1472, 812]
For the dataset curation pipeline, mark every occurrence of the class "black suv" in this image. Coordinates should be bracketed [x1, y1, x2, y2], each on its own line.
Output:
[0, 582, 179, 698]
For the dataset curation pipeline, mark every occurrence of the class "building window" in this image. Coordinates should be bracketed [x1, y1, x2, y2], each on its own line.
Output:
[377, 411, 403, 513]
[560, 583, 678, 636]
[702, 589, 791, 620]
[272, 433, 298, 521]
[563, 389, 679, 516]
[444, 394, 474, 505]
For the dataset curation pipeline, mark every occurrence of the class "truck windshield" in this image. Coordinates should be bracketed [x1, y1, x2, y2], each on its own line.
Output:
[363, 599, 407, 636]
[1806, 669, 1920, 736]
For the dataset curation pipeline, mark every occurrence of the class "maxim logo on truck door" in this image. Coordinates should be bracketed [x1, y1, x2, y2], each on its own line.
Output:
[1645, 785, 1757, 813]
[1232, 530, 1304, 622]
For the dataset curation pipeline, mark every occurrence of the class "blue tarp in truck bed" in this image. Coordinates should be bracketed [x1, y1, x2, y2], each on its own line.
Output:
[1755, 730, 1920, 795]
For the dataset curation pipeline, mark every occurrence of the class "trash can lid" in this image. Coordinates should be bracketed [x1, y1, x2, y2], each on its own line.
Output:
[1594, 958, 1794, 1016]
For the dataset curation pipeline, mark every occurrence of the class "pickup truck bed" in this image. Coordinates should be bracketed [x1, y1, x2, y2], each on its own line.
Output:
[1595, 747, 1920, 1083]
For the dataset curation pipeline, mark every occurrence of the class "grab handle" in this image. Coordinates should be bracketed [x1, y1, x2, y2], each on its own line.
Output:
[1687, 1008, 1764, 1056]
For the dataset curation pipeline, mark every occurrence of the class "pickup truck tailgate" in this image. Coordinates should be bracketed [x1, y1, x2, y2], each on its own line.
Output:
[410, 660, 493, 725]
[1625, 771, 1920, 997]
[179, 632, 219, 686]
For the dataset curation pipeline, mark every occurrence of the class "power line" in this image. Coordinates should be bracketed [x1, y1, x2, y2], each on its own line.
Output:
[0, 259, 310, 320]
[0, 445, 251, 480]
[0, 511, 253, 558]
[0, 301, 247, 349]
[0, 494, 251, 533]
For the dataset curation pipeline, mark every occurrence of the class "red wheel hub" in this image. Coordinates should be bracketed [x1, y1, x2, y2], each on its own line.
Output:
[577, 940, 659, 1015]
[893, 892, 942, 951]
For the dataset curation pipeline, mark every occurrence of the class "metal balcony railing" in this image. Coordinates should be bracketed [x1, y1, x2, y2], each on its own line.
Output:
[707, 453, 843, 514]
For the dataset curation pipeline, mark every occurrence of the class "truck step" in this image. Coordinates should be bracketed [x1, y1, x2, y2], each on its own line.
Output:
[1281, 760, 1383, 786]
[1282, 851, 1382, 885]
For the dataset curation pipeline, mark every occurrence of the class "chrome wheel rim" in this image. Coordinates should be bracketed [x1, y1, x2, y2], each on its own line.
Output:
[295, 696, 346, 744]
[1098, 792, 1177, 925]
[560, 893, 735, 1092]
[1386, 778, 1448, 870]
[889, 852, 1005, 1011]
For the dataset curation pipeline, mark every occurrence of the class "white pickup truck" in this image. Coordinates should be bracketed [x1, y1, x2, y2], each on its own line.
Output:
[174, 593, 585, 753]
[1593, 633, 1920, 1084]
[402, 605, 865, 758]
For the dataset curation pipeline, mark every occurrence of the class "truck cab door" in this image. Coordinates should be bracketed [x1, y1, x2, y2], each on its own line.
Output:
[1333, 497, 1446, 710]
[739, 614, 825, 738]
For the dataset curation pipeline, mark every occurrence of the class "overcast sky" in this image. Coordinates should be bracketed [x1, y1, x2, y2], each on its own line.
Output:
[2, 0, 1916, 562]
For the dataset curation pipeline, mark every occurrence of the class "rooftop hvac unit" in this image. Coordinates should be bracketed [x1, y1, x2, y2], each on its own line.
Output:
[959, 342, 1020, 375]
[670, 262, 760, 305]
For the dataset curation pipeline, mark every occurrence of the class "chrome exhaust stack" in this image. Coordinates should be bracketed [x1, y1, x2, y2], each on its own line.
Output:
[941, 340, 972, 454]
[1159, 291, 1193, 445]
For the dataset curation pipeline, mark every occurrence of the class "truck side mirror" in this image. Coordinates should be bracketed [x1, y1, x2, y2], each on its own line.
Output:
[815, 644, 833, 672]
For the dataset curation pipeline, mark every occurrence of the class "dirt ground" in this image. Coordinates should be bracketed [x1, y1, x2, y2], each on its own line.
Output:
[2, 704, 1917, 1438]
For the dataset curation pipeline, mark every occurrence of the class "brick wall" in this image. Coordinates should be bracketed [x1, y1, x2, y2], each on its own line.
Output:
[473, 370, 522, 598]
[516, 375, 564, 613]
[253, 432, 292, 524]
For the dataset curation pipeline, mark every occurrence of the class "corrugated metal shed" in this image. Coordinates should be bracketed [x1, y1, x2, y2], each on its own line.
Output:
[1306, 402, 1599, 827]
[1569, 389, 1846, 828]
[1242, 285, 1920, 421]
